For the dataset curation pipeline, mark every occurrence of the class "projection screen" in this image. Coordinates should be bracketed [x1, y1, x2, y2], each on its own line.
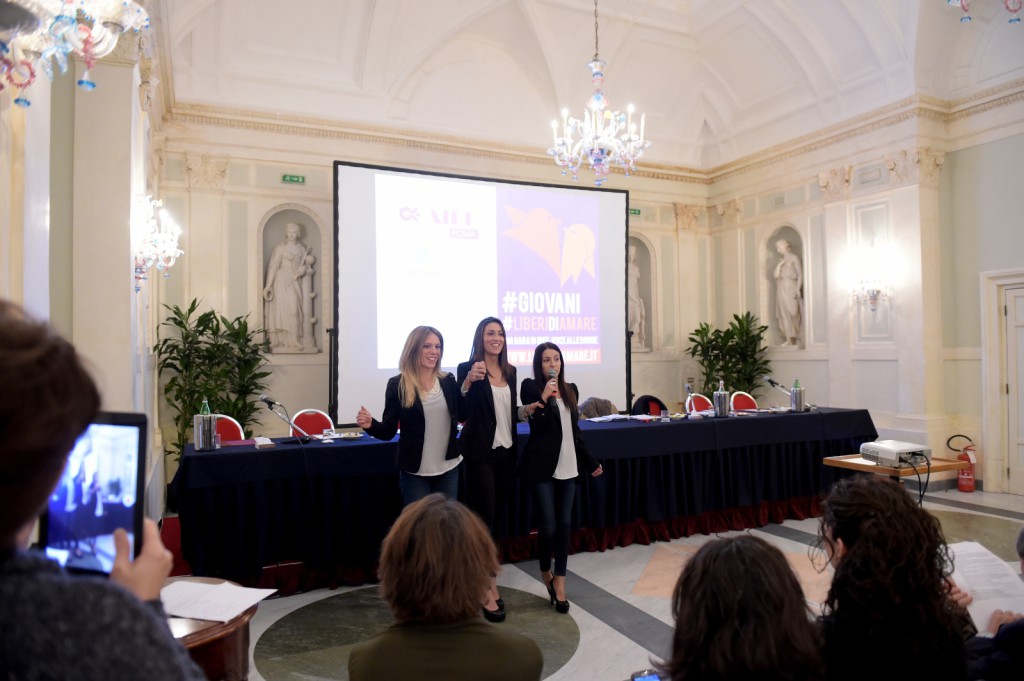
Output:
[332, 161, 630, 423]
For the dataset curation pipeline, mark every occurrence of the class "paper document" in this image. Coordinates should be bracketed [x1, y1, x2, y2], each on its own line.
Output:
[161, 580, 276, 623]
[949, 541, 1024, 631]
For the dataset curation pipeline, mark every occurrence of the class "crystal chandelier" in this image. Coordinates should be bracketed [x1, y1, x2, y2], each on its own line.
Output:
[851, 278, 892, 313]
[133, 195, 183, 291]
[0, 0, 150, 107]
[947, 0, 1022, 24]
[547, 0, 651, 186]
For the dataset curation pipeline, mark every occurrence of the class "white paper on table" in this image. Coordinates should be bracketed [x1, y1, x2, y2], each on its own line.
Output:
[585, 414, 630, 422]
[161, 580, 277, 623]
[948, 540, 1024, 631]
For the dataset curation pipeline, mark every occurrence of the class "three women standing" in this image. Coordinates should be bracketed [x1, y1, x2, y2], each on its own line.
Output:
[357, 326, 461, 505]
[519, 342, 603, 614]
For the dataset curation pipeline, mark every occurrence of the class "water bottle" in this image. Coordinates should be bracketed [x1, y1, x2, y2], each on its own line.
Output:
[713, 379, 729, 418]
[789, 378, 805, 413]
[195, 398, 215, 450]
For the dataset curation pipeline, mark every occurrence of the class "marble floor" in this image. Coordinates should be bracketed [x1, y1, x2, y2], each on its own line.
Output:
[244, 488, 1024, 681]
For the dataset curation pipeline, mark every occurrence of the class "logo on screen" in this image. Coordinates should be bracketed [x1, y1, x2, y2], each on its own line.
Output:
[501, 205, 595, 285]
[399, 206, 473, 227]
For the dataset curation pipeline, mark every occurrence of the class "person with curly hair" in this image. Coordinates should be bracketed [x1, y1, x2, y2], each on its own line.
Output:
[657, 535, 823, 681]
[815, 476, 967, 681]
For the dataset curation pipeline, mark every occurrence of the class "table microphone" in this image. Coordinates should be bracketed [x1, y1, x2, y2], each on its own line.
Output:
[547, 369, 558, 410]
[259, 394, 280, 407]
[763, 376, 791, 397]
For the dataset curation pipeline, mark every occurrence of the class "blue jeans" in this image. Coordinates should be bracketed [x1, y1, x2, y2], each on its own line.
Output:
[532, 478, 576, 576]
[399, 465, 460, 506]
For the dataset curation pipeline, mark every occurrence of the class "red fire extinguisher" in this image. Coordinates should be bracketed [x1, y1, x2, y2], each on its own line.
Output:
[946, 434, 976, 493]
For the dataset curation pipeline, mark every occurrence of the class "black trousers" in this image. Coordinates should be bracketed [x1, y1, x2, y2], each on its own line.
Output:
[463, 445, 516, 540]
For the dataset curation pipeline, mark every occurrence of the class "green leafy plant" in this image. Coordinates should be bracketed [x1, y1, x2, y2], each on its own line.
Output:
[154, 299, 270, 456]
[686, 312, 771, 397]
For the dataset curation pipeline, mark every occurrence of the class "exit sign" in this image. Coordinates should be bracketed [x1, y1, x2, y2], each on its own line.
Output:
[628, 208, 641, 215]
[281, 174, 306, 184]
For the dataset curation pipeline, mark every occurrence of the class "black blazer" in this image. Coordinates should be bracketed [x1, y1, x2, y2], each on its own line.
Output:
[364, 373, 460, 474]
[457, 361, 519, 460]
[518, 378, 599, 484]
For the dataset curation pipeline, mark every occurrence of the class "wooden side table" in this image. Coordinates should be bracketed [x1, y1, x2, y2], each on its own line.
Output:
[823, 454, 968, 482]
[167, 576, 257, 681]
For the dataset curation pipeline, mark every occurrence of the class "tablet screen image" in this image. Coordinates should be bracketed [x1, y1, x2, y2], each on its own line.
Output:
[41, 412, 147, 575]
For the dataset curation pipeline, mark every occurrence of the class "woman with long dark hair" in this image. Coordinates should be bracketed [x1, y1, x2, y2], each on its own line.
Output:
[519, 341, 602, 614]
[357, 326, 461, 505]
[457, 317, 542, 621]
[658, 535, 823, 681]
[815, 476, 967, 681]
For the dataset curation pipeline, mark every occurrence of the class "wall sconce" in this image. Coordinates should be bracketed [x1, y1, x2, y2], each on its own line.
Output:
[852, 279, 891, 312]
[133, 195, 182, 292]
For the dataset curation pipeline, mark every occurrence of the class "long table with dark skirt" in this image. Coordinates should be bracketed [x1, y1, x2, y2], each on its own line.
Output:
[169, 407, 875, 591]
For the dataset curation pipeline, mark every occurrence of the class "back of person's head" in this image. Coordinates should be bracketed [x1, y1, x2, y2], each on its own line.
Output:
[659, 535, 822, 681]
[1017, 525, 1024, 572]
[378, 493, 499, 624]
[0, 300, 100, 549]
[817, 476, 959, 652]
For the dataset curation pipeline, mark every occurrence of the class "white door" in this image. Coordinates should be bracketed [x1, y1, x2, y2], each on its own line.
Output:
[1007, 287, 1024, 495]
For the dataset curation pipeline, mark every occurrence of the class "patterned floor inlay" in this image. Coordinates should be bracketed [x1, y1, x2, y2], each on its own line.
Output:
[632, 541, 832, 608]
[254, 586, 579, 681]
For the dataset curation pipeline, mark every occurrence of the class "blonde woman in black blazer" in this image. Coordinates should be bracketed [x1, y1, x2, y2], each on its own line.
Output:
[458, 317, 543, 622]
[357, 326, 461, 505]
[520, 341, 602, 614]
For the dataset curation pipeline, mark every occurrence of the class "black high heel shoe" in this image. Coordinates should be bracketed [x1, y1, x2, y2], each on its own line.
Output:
[545, 576, 570, 614]
[482, 604, 506, 623]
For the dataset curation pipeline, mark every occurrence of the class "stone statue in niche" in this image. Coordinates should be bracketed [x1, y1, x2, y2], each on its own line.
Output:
[773, 238, 803, 347]
[263, 222, 318, 353]
[627, 244, 647, 351]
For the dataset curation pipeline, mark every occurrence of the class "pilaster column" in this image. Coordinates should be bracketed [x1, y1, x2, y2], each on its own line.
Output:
[885, 147, 947, 441]
[184, 153, 229, 311]
[71, 37, 141, 410]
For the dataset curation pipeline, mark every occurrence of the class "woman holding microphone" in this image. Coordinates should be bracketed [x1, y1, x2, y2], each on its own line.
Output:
[519, 341, 603, 614]
[357, 326, 461, 505]
[458, 317, 542, 622]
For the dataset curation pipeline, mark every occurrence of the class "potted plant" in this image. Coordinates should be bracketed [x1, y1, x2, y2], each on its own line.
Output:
[154, 299, 270, 458]
[686, 312, 771, 397]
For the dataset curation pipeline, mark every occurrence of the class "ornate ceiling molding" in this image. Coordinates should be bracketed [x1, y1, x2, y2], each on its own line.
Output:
[674, 203, 704, 232]
[185, 153, 229, 190]
[162, 78, 1022, 188]
[818, 166, 852, 203]
[884, 147, 945, 188]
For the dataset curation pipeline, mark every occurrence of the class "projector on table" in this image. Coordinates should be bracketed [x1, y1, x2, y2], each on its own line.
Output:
[859, 440, 932, 468]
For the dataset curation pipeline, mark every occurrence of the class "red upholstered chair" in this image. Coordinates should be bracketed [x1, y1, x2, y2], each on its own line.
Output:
[214, 414, 245, 441]
[730, 391, 758, 411]
[685, 394, 713, 414]
[292, 409, 333, 437]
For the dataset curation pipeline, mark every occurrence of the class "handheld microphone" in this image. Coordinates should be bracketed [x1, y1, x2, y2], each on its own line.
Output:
[547, 369, 558, 410]
[259, 394, 280, 407]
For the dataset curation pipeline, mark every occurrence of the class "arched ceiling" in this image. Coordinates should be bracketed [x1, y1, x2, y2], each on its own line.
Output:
[158, 0, 1024, 169]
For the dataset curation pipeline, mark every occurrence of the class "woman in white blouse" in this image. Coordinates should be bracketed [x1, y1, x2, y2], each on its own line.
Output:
[357, 326, 461, 504]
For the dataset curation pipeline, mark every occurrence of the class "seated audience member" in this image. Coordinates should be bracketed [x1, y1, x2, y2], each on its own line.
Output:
[657, 535, 823, 681]
[0, 300, 204, 680]
[348, 494, 543, 681]
[816, 476, 967, 681]
[964, 525, 1024, 681]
